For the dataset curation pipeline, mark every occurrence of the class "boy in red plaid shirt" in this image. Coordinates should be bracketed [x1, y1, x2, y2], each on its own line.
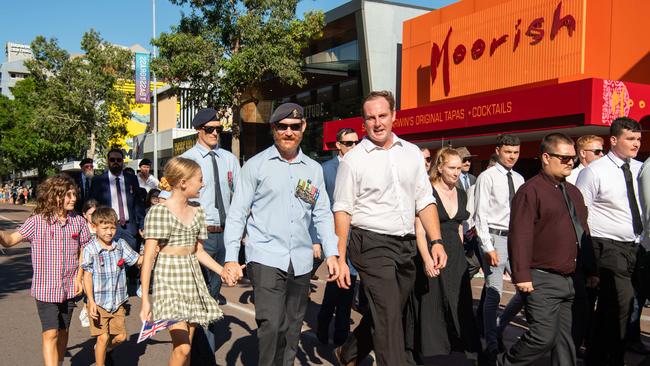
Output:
[0, 175, 92, 366]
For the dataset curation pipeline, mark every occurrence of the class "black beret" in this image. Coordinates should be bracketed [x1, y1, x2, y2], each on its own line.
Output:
[269, 103, 304, 124]
[191, 108, 218, 129]
[79, 158, 93, 167]
[139, 158, 152, 167]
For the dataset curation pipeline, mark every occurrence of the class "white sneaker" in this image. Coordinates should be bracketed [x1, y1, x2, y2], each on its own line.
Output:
[79, 306, 90, 327]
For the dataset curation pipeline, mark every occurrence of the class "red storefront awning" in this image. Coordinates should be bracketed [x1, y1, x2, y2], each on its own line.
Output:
[322, 78, 650, 150]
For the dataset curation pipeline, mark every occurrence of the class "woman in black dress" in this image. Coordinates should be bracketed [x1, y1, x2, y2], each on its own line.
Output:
[406, 147, 480, 363]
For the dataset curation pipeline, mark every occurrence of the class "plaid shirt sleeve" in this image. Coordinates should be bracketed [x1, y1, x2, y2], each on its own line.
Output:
[18, 215, 36, 242]
[78, 221, 93, 248]
[144, 205, 171, 240]
[81, 244, 95, 273]
[120, 239, 140, 266]
[197, 207, 208, 241]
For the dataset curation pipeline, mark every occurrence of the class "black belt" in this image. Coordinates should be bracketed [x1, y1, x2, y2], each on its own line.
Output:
[351, 226, 416, 241]
[592, 236, 637, 247]
[534, 268, 573, 277]
[489, 228, 509, 237]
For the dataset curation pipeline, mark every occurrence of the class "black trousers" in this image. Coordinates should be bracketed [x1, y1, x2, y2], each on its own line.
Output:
[248, 261, 311, 366]
[339, 227, 417, 366]
[503, 269, 576, 366]
[586, 237, 637, 366]
[317, 274, 357, 344]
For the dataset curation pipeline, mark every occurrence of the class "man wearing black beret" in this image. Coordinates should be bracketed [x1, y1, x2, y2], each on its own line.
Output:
[137, 158, 160, 193]
[75, 157, 94, 213]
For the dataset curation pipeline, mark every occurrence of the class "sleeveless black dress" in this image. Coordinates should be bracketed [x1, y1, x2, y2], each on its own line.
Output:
[405, 187, 480, 357]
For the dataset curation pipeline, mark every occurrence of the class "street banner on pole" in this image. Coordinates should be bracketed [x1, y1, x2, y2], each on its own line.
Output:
[135, 52, 151, 104]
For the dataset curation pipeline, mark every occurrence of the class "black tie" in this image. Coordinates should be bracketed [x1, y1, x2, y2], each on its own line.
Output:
[84, 177, 90, 198]
[622, 162, 643, 236]
[208, 151, 227, 227]
[507, 171, 515, 203]
[559, 183, 584, 247]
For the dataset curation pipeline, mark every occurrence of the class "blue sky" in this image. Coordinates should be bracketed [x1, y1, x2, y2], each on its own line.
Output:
[1, 0, 457, 61]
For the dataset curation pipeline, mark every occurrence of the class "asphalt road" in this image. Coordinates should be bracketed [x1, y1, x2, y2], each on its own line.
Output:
[1, 202, 649, 365]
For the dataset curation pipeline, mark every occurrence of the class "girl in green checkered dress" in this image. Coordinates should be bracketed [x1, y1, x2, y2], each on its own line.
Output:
[139, 157, 224, 365]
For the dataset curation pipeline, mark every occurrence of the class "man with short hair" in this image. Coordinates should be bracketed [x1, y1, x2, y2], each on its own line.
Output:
[136, 158, 160, 192]
[420, 147, 432, 173]
[223, 103, 340, 366]
[75, 158, 94, 213]
[503, 133, 597, 366]
[317, 127, 359, 346]
[566, 135, 604, 185]
[180, 108, 240, 364]
[576, 117, 643, 365]
[333, 91, 446, 366]
[473, 133, 524, 363]
[456, 146, 477, 191]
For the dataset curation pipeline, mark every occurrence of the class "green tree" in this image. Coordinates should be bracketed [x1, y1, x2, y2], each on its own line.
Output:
[152, 0, 325, 157]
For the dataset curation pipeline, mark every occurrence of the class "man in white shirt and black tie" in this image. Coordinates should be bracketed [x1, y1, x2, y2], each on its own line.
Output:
[333, 91, 447, 366]
[566, 135, 604, 185]
[473, 134, 524, 364]
[576, 117, 643, 365]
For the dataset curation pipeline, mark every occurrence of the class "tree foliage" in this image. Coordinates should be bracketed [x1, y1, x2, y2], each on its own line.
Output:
[152, 0, 325, 137]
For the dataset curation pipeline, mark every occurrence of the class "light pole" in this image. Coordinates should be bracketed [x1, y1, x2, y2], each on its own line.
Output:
[152, 0, 159, 177]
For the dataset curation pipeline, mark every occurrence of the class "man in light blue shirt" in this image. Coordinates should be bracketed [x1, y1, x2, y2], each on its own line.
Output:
[223, 102, 339, 366]
[180, 108, 240, 364]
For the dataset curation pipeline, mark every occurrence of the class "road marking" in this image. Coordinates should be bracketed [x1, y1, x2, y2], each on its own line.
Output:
[0, 214, 22, 224]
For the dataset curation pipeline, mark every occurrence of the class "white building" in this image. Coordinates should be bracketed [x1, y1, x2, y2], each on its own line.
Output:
[0, 42, 34, 99]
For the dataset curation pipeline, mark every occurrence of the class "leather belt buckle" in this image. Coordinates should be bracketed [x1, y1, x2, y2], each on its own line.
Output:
[488, 228, 509, 237]
[206, 225, 224, 233]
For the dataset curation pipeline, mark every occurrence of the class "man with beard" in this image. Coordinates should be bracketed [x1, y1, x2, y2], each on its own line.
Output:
[75, 158, 94, 213]
[89, 148, 144, 251]
[223, 103, 340, 366]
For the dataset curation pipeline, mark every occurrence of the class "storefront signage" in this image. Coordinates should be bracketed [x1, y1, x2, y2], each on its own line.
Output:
[304, 102, 327, 119]
[173, 133, 198, 156]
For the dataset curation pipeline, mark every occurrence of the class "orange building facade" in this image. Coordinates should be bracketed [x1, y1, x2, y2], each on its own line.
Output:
[322, 0, 650, 174]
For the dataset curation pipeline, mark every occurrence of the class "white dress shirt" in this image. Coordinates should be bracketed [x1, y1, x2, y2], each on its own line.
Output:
[333, 134, 435, 236]
[576, 151, 642, 242]
[109, 172, 129, 221]
[473, 163, 524, 252]
[565, 163, 585, 185]
[137, 174, 160, 192]
[638, 158, 650, 249]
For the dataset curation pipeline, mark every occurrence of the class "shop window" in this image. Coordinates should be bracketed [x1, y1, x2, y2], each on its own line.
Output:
[339, 79, 358, 100]
[317, 86, 333, 103]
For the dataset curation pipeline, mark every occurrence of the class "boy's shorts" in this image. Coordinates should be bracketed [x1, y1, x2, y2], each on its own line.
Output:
[89, 305, 126, 337]
[36, 299, 75, 332]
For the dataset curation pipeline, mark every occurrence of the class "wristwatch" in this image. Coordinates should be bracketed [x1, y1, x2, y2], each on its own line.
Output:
[430, 239, 444, 246]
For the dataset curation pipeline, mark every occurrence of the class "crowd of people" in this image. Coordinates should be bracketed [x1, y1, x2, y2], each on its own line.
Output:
[0, 90, 649, 366]
[0, 184, 33, 204]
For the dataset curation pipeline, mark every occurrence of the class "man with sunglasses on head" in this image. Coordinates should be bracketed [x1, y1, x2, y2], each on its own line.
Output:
[576, 117, 643, 366]
[180, 108, 240, 365]
[222, 103, 340, 366]
[566, 135, 604, 185]
[90, 148, 144, 251]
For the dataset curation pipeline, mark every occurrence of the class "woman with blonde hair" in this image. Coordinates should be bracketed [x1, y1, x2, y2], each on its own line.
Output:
[406, 147, 481, 363]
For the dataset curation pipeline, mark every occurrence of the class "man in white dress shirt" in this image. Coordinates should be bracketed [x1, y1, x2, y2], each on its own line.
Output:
[576, 117, 643, 365]
[333, 91, 447, 366]
[473, 134, 524, 363]
[566, 135, 604, 185]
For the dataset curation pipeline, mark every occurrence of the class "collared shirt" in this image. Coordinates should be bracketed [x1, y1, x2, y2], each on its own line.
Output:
[565, 163, 585, 185]
[80, 175, 92, 193]
[509, 171, 590, 283]
[108, 172, 129, 222]
[638, 158, 650, 249]
[137, 174, 160, 193]
[81, 238, 139, 313]
[461, 172, 471, 190]
[473, 163, 525, 252]
[224, 145, 339, 276]
[576, 151, 643, 242]
[333, 134, 435, 236]
[18, 213, 93, 302]
[181, 143, 241, 226]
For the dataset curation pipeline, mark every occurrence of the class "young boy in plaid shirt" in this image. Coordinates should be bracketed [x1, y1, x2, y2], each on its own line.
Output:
[81, 207, 142, 366]
[0, 175, 92, 366]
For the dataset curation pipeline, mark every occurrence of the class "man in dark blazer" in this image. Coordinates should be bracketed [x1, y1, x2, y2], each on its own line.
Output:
[316, 127, 360, 345]
[74, 158, 94, 213]
[456, 146, 477, 191]
[89, 148, 144, 250]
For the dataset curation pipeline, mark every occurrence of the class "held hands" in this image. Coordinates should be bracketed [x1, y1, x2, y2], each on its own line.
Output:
[485, 250, 499, 267]
[515, 281, 534, 293]
[325, 256, 340, 282]
[423, 256, 440, 278]
[337, 257, 351, 289]
[221, 262, 245, 287]
[430, 244, 448, 270]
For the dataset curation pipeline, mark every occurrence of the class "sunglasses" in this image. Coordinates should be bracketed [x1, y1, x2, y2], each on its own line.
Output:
[339, 140, 359, 147]
[273, 122, 302, 132]
[462, 157, 472, 163]
[424, 157, 433, 163]
[547, 153, 576, 164]
[202, 125, 223, 134]
[108, 157, 124, 163]
[584, 149, 604, 155]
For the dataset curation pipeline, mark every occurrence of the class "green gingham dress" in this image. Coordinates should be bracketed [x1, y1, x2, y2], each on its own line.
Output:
[144, 204, 223, 327]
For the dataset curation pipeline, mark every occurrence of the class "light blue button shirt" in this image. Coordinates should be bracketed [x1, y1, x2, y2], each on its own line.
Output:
[224, 145, 339, 276]
[181, 143, 240, 226]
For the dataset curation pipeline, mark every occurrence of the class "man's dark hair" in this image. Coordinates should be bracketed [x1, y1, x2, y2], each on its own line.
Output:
[336, 128, 356, 142]
[489, 153, 499, 164]
[610, 117, 641, 138]
[362, 90, 395, 116]
[540, 133, 574, 154]
[496, 134, 520, 147]
[107, 147, 125, 158]
[123, 167, 136, 175]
